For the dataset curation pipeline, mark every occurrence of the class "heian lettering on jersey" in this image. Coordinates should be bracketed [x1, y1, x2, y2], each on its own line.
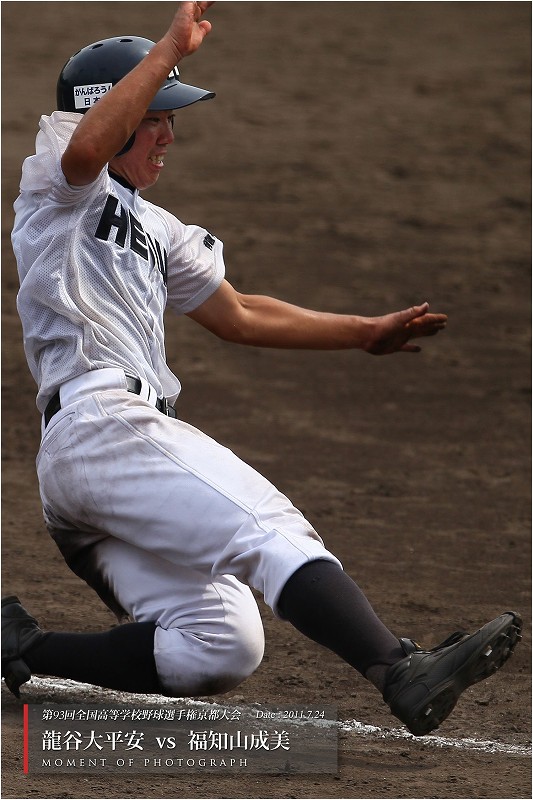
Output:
[95, 195, 168, 285]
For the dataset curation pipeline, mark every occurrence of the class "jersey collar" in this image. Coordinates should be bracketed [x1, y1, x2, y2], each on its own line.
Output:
[108, 169, 137, 194]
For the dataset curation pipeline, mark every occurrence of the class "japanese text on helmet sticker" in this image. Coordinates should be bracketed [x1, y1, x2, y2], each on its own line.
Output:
[73, 83, 113, 109]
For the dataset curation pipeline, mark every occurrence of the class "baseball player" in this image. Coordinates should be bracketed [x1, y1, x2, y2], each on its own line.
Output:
[3, 2, 521, 737]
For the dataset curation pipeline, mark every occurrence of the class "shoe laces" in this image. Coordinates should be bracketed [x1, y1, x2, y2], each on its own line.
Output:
[399, 630, 468, 657]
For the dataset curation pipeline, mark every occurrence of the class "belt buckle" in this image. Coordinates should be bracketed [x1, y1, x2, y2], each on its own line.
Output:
[163, 397, 177, 419]
[160, 397, 177, 419]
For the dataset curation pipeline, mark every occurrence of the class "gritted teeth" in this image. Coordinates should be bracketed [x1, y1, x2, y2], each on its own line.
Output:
[149, 155, 164, 165]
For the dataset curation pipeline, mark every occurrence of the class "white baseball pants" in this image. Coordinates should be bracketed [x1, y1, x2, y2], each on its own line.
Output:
[37, 369, 341, 695]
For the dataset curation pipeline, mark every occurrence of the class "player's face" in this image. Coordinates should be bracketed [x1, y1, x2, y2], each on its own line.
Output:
[109, 110, 176, 190]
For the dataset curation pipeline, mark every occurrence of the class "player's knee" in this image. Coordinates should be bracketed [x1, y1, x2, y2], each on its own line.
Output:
[155, 625, 265, 697]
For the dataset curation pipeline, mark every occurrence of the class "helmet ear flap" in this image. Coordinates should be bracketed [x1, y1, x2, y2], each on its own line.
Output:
[115, 132, 136, 158]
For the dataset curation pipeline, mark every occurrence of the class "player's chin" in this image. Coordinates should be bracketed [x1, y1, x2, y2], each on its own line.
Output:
[139, 172, 162, 191]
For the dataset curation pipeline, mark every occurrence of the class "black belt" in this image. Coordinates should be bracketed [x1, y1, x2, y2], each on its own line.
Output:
[43, 375, 177, 427]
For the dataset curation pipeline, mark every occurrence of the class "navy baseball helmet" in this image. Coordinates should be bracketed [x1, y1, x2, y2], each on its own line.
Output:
[56, 35, 215, 113]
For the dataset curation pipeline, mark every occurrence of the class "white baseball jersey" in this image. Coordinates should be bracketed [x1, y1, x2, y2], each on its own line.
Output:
[12, 111, 225, 412]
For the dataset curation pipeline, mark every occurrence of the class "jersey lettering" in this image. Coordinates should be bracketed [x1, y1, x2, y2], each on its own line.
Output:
[203, 233, 216, 251]
[129, 211, 148, 260]
[95, 194, 168, 283]
[95, 195, 127, 247]
[146, 232, 168, 286]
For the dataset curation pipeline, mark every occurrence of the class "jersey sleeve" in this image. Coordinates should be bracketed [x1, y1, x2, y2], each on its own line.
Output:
[164, 216, 226, 315]
[19, 111, 106, 205]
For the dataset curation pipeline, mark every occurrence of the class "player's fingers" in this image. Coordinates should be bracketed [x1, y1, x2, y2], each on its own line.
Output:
[407, 314, 447, 336]
[402, 306, 449, 326]
[424, 313, 448, 326]
[195, 1, 215, 22]
[396, 303, 429, 326]
[397, 303, 430, 326]
[198, 20, 212, 36]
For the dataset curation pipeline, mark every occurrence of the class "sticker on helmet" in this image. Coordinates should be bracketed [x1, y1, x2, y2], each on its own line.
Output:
[74, 83, 113, 109]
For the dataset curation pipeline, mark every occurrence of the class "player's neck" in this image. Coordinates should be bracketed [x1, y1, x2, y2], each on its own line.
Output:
[108, 169, 136, 193]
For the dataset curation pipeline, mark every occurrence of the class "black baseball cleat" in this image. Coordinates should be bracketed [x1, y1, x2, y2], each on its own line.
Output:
[2, 595, 44, 698]
[383, 612, 522, 737]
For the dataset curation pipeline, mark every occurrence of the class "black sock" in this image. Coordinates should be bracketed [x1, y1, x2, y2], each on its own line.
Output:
[277, 560, 404, 691]
[24, 621, 161, 694]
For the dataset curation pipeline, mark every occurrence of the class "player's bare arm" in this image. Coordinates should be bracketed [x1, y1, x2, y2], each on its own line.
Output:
[61, 1, 213, 187]
[187, 279, 447, 354]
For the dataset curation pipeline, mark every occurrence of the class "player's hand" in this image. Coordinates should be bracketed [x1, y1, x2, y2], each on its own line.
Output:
[166, 2, 214, 60]
[364, 303, 448, 355]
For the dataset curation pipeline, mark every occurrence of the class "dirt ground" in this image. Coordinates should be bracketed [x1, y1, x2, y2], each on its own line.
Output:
[1, 2, 531, 799]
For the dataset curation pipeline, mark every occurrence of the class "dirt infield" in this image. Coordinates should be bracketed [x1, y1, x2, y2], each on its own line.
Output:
[1, 2, 531, 798]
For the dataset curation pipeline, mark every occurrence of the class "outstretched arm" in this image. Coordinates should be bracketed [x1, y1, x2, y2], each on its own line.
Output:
[186, 279, 447, 355]
[61, 1, 214, 186]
